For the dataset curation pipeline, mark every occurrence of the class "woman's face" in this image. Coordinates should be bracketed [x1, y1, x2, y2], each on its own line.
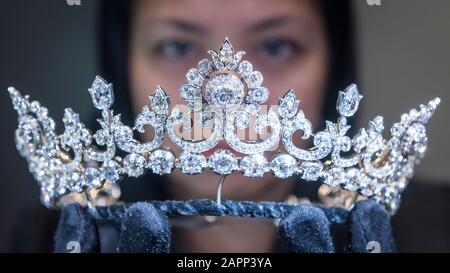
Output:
[129, 0, 329, 201]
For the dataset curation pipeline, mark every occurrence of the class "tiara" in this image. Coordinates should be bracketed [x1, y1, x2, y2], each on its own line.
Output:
[8, 38, 440, 213]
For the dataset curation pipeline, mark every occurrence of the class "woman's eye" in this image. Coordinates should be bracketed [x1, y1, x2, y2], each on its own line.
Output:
[155, 40, 198, 59]
[256, 38, 303, 60]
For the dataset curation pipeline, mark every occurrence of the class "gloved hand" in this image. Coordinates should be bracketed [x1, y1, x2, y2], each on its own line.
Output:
[279, 199, 396, 253]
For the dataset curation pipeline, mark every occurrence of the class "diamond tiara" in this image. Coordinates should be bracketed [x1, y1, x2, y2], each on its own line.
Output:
[8, 38, 440, 212]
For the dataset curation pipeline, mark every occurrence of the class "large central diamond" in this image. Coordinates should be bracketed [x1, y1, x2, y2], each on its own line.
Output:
[204, 73, 245, 108]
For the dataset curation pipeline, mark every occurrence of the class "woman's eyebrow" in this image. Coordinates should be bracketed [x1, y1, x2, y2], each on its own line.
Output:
[247, 16, 307, 33]
[146, 19, 207, 34]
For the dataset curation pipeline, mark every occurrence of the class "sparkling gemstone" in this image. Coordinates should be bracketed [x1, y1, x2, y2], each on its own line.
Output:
[208, 38, 245, 70]
[409, 108, 420, 119]
[80, 129, 92, 145]
[101, 160, 121, 183]
[8, 88, 30, 115]
[360, 177, 376, 196]
[244, 103, 260, 114]
[197, 59, 213, 75]
[113, 125, 133, 148]
[419, 98, 440, 124]
[134, 107, 158, 133]
[42, 117, 56, 131]
[270, 154, 297, 178]
[178, 152, 206, 174]
[149, 150, 175, 175]
[40, 190, 57, 208]
[220, 38, 234, 60]
[237, 60, 253, 76]
[205, 74, 245, 108]
[235, 111, 250, 128]
[400, 113, 410, 124]
[245, 71, 263, 88]
[291, 115, 313, 139]
[337, 136, 352, 152]
[94, 129, 109, 146]
[406, 123, 426, 142]
[186, 68, 205, 87]
[323, 167, 344, 187]
[336, 84, 362, 117]
[180, 84, 201, 101]
[209, 149, 238, 175]
[123, 153, 147, 177]
[209, 51, 225, 70]
[36, 105, 49, 117]
[151, 86, 169, 115]
[55, 176, 68, 196]
[255, 114, 269, 135]
[67, 172, 84, 193]
[64, 108, 81, 127]
[199, 110, 214, 127]
[29, 100, 41, 113]
[217, 38, 245, 69]
[246, 87, 269, 104]
[390, 123, 405, 138]
[240, 154, 268, 177]
[343, 168, 361, 191]
[278, 90, 299, 119]
[418, 107, 430, 124]
[413, 142, 427, 157]
[299, 161, 323, 181]
[388, 137, 400, 150]
[353, 128, 369, 152]
[369, 116, 384, 135]
[88, 76, 114, 110]
[187, 99, 203, 112]
[85, 167, 103, 188]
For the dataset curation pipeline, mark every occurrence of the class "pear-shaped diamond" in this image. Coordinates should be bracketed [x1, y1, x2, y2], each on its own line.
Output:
[88, 76, 114, 110]
[336, 84, 362, 117]
[208, 38, 245, 70]
[151, 86, 169, 115]
[278, 90, 299, 119]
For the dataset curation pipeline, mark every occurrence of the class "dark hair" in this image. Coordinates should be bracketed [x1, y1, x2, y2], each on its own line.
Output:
[97, 0, 357, 201]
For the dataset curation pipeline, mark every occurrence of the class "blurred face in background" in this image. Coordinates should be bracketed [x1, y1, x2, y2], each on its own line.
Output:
[128, 0, 329, 202]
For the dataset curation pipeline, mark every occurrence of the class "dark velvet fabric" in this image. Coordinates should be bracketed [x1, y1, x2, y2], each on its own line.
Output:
[53, 199, 396, 253]
[349, 200, 396, 253]
[53, 204, 98, 253]
[117, 202, 170, 253]
[279, 205, 335, 253]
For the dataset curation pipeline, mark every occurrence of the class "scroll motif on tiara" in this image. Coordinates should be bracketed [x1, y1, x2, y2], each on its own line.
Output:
[8, 38, 440, 213]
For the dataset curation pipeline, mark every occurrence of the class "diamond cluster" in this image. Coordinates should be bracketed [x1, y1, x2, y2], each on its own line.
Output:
[204, 73, 245, 108]
[8, 38, 440, 213]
